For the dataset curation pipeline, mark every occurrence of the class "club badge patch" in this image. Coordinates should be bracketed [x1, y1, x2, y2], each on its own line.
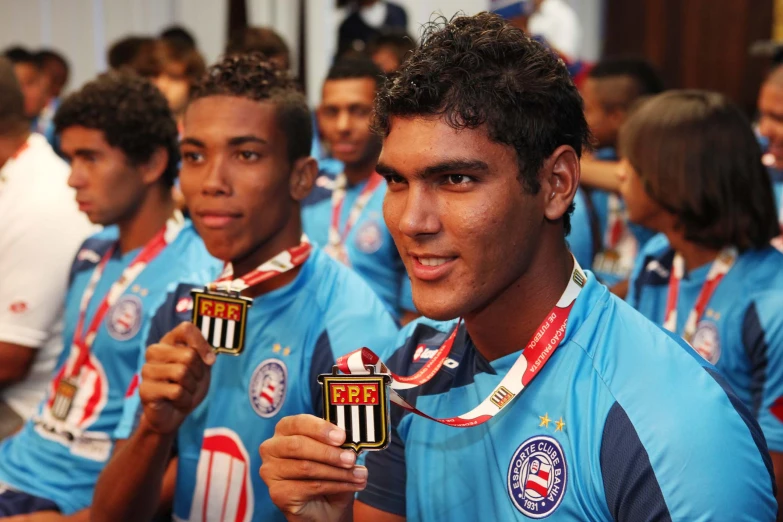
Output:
[692, 320, 721, 365]
[354, 220, 383, 254]
[318, 366, 391, 453]
[249, 359, 288, 418]
[507, 435, 567, 518]
[191, 289, 251, 355]
[107, 295, 143, 341]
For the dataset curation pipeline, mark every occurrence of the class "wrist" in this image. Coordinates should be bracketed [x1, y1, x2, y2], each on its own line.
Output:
[139, 413, 178, 440]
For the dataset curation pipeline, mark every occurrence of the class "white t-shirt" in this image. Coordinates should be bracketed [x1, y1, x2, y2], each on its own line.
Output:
[528, 0, 582, 60]
[0, 133, 93, 420]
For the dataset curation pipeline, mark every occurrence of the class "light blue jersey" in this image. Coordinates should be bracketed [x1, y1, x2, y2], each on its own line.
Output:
[359, 273, 776, 520]
[302, 172, 414, 321]
[117, 248, 399, 522]
[0, 222, 219, 514]
[568, 187, 599, 271]
[628, 233, 783, 452]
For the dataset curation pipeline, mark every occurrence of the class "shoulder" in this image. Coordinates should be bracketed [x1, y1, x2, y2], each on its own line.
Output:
[629, 233, 673, 287]
[579, 294, 776, 517]
[302, 170, 337, 208]
[159, 221, 223, 281]
[68, 229, 119, 278]
[382, 317, 458, 372]
[149, 282, 202, 333]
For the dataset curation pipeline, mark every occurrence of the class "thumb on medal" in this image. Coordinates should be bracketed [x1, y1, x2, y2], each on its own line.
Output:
[162, 321, 216, 365]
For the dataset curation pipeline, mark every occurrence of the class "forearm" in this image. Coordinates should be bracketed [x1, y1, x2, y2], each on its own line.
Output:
[91, 418, 175, 522]
[580, 158, 620, 192]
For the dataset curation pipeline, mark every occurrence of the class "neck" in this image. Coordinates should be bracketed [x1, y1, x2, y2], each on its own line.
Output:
[232, 210, 304, 299]
[663, 228, 721, 273]
[0, 129, 30, 170]
[464, 227, 574, 362]
[117, 184, 175, 255]
[343, 158, 377, 186]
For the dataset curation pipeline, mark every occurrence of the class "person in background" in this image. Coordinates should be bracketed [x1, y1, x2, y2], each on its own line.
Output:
[367, 28, 415, 74]
[577, 57, 664, 297]
[226, 26, 291, 71]
[159, 25, 197, 52]
[0, 71, 218, 519]
[3, 48, 51, 140]
[259, 14, 777, 522]
[338, 0, 408, 58]
[107, 36, 160, 78]
[757, 64, 783, 228]
[37, 50, 68, 99]
[491, 0, 582, 60]
[303, 57, 417, 324]
[153, 40, 206, 130]
[621, 90, 783, 508]
[91, 53, 398, 522]
[0, 57, 92, 441]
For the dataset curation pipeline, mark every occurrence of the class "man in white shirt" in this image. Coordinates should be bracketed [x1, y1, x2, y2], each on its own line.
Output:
[492, 0, 582, 60]
[0, 57, 92, 438]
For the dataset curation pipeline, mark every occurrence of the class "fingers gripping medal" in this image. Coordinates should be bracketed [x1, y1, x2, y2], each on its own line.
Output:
[191, 237, 311, 356]
[318, 366, 392, 453]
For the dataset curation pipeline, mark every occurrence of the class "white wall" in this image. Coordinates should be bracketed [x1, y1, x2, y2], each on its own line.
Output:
[0, 0, 602, 104]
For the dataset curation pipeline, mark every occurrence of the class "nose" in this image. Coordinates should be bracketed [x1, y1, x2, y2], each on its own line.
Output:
[336, 111, 351, 134]
[395, 183, 441, 239]
[67, 161, 87, 189]
[201, 154, 231, 196]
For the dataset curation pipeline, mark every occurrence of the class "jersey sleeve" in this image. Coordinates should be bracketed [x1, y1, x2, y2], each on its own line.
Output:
[0, 208, 91, 348]
[744, 292, 783, 452]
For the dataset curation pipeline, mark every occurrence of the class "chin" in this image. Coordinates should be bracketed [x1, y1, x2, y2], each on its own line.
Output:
[411, 295, 465, 322]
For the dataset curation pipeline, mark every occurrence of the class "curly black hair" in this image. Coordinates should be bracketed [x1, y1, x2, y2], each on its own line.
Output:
[54, 71, 179, 187]
[190, 53, 311, 164]
[373, 12, 590, 234]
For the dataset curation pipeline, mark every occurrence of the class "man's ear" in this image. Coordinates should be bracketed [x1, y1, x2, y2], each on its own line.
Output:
[139, 147, 169, 186]
[290, 156, 318, 201]
[540, 145, 580, 223]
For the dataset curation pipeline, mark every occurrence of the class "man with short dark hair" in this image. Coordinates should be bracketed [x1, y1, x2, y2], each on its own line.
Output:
[226, 27, 291, 70]
[259, 13, 776, 521]
[367, 29, 415, 74]
[304, 57, 416, 323]
[0, 71, 218, 518]
[91, 53, 398, 522]
[0, 57, 92, 441]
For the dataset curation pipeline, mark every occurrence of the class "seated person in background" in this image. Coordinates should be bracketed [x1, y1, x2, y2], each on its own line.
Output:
[621, 90, 783, 504]
[259, 13, 777, 522]
[91, 53, 398, 522]
[303, 57, 417, 324]
[0, 57, 92, 439]
[225, 26, 291, 71]
[367, 28, 416, 74]
[0, 71, 218, 518]
[577, 58, 664, 296]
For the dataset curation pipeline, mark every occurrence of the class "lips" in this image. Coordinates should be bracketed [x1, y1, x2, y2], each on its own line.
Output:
[195, 209, 242, 229]
[332, 142, 358, 154]
[409, 254, 458, 282]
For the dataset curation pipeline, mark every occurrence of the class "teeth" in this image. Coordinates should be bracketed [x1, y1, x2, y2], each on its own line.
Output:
[419, 257, 448, 267]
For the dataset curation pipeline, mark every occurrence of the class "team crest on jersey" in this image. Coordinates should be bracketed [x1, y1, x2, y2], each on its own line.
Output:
[107, 294, 143, 341]
[249, 359, 288, 418]
[188, 428, 254, 522]
[692, 320, 721, 364]
[354, 220, 383, 254]
[507, 435, 567, 518]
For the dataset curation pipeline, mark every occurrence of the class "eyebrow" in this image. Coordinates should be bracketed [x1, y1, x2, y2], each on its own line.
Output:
[376, 159, 489, 178]
[179, 136, 268, 148]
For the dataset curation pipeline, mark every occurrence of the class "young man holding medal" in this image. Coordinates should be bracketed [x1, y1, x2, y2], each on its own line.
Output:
[0, 72, 218, 519]
[303, 57, 417, 324]
[91, 53, 398, 522]
[258, 13, 777, 521]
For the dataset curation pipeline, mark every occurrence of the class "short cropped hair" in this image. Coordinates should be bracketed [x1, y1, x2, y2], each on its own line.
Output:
[588, 57, 664, 111]
[4, 46, 41, 68]
[107, 36, 161, 78]
[325, 56, 384, 89]
[367, 28, 416, 66]
[225, 27, 290, 67]
[158, 40, 206, 84]
[373, 12, 589, 234]
[54, 72, 179, 187]
[189, 53, 311, 164]
[619, 90, 779, 250]
[160, 26, 197, 52]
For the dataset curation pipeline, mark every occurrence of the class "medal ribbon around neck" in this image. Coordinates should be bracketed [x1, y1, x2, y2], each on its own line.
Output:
[325, 173, 384, 264]
[208, 235, 312, 294]
[663, 246, 737, 343]
[334, 259, 587, 428]
[64, 210, 186, 380]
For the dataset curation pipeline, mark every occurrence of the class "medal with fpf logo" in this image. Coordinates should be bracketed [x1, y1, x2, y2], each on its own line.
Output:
[51, 378, 79, 421]
[191, 289, 252, 355]
[318, 366, 391, 453]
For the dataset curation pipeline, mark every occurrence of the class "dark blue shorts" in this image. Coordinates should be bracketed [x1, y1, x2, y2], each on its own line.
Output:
[0, 485, 60, 516]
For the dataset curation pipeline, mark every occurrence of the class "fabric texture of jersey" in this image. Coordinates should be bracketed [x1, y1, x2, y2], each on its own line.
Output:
[0, 132, 94, 420]
[0, 222, 220, 514]
[568, 187, 598, 271]
[118, 248, 399, 522]
[358, 272, 776, 521]
[628, 233, 783, 452]
[302, 171, 414, 320]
